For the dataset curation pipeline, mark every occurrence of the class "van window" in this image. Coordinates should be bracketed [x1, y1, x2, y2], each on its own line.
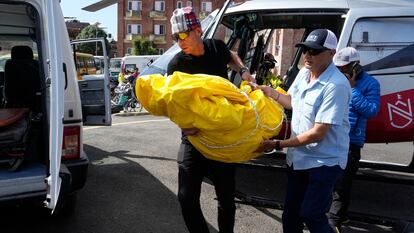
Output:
[87, 59, 96, 70]
[0, 35, 40, 109]
[350, 17, 414, 74]
[110, 58, 121, 68]
[75, 53, 96, 79]
[125, 64, 137, 73]
[77, 59, 85, 69]
[217, 11, 345, 88]
[0, 37, 38, 63]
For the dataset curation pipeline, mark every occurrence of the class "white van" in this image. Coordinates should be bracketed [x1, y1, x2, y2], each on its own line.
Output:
[94, 55, 106, 75]
[122, 55, 160, 74]
[0, 1, 111, 214]
[143, 0, 414, 160]
[141, 0, 414, 222]
[109, 57, 122, 80]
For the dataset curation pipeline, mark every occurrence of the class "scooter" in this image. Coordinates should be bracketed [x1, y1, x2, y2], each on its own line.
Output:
[111, 75, 142, 113]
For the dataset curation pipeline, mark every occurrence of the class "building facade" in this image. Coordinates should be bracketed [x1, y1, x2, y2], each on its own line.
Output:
[116, 0, 298, 77]
[117, 0, 226, 57]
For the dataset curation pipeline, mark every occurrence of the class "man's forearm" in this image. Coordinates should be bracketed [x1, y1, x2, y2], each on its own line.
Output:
[229, 50, 245, 72]
[280, 123, 330, 148]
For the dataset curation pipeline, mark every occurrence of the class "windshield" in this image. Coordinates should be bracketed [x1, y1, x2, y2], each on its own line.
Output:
[110, 59, 121, 68]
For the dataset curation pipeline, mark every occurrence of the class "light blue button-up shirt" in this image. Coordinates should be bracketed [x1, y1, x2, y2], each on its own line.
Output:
[286, 63, 351, 170]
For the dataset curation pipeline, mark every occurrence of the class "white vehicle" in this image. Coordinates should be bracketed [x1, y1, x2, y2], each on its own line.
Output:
[94, 55, 106, 74]
[141, 0, 414, 224]
[144, 0, 414, 167]
[121, 55, 160, 74]
[0, 1, 111, 214]
[109, 57, 122, 80]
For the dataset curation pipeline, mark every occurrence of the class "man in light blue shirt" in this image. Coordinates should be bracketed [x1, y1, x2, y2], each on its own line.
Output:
[256, 29, 351, 233]
[287, 62, 350, 170]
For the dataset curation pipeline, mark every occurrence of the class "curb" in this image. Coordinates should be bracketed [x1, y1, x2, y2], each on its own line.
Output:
[114, 111, 150, 117]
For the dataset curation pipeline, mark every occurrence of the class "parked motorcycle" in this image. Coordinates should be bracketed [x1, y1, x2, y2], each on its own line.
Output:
[111, 75, 142, 113]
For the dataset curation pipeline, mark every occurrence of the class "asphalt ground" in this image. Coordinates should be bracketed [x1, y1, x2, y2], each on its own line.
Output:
[1, 113, 412, 232]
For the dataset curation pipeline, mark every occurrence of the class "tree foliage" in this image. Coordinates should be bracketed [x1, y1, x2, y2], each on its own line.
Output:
[132, 38, 158, 55]
[75, 25, 110, 56]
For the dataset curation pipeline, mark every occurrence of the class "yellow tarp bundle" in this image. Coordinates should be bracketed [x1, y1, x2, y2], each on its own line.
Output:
[135, 71, 284, 163]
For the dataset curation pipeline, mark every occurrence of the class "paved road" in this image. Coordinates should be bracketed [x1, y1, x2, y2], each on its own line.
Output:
[3, 114, 412, 233]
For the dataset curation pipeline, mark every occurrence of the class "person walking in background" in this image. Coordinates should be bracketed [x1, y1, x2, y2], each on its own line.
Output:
[167, 6, 255, 233]
[132, 67, 139, 78]
[118, 71, 125, 84]
[255, 29, 351, 233]
[328, 47, 380, 232]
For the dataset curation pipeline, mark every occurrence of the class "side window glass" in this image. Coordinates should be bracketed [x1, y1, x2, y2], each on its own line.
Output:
[79, 59, 85, 69]
[88, 59, 95, 69]
[350, 17, 414, 74]
[213, 24, 233, 44]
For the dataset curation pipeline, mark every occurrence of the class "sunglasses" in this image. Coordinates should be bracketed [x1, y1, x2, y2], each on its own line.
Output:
[172, 31, 191, 42]
[302, 47, 328, 56]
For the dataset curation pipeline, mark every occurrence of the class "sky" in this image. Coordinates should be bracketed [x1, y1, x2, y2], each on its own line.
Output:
[60, 0, 118, 40]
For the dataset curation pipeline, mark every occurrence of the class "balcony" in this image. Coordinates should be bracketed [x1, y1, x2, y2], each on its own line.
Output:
[149, 34, 166, 44]
[124, 34, 142, 42]
[125, 10, 142, 20]
[149, 11, 166, 20]
[199, 11, 210, 20]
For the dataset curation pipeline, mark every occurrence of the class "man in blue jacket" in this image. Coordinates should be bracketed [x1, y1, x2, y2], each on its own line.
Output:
[328, 47, 380, 232]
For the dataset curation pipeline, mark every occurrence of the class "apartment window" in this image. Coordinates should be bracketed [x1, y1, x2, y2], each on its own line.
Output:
[158, 48, 165, 55]
[186, 1, 192, 7]
[127, 24, 142, 34]
[154, 24, 165, 35]
[128, 1, 142, 11]
[201, 2, 212, 12]
[126, 47, 132, 55]
[177, 1, 183, 8]
[155, 1, 165, 11]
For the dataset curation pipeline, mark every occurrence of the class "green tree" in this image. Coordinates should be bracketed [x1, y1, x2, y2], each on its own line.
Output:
[132, 38, 158, 55]
[75, 24, 110, 56]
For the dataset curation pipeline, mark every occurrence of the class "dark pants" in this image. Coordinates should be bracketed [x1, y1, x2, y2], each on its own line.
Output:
[177, 142, 236, 233]
[283, 165, 342, 233]
[328, 144, 361, 227]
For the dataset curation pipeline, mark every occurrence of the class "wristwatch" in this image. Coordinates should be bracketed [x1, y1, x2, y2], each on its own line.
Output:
[274, 140, 283, 151]
[239, 67, 249, 76]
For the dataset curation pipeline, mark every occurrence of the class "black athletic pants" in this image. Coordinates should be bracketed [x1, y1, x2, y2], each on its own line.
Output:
[177, 142, 236, 233]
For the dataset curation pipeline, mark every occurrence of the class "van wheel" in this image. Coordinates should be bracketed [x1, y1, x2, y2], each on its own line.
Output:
[53, 193, 77, 217]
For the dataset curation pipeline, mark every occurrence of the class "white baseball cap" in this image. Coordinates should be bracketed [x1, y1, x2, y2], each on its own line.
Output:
[333, 47, 360, 66]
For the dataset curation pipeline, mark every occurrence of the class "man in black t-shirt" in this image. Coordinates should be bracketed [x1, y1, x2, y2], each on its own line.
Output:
[167, 7, 255, 233]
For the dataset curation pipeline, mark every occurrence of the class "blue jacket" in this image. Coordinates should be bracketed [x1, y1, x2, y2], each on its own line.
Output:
[349, 71, 380, 147]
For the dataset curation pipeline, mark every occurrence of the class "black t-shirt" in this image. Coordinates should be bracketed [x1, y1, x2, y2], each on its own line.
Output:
[167, 39, 231, 79]
[167, 39, 231, 144]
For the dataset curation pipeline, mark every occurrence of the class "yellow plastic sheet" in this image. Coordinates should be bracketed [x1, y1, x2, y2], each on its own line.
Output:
[135, 71, 284, 163]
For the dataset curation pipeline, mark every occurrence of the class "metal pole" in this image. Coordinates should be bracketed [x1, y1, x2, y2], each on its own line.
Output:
[95, 25, 98, 55]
